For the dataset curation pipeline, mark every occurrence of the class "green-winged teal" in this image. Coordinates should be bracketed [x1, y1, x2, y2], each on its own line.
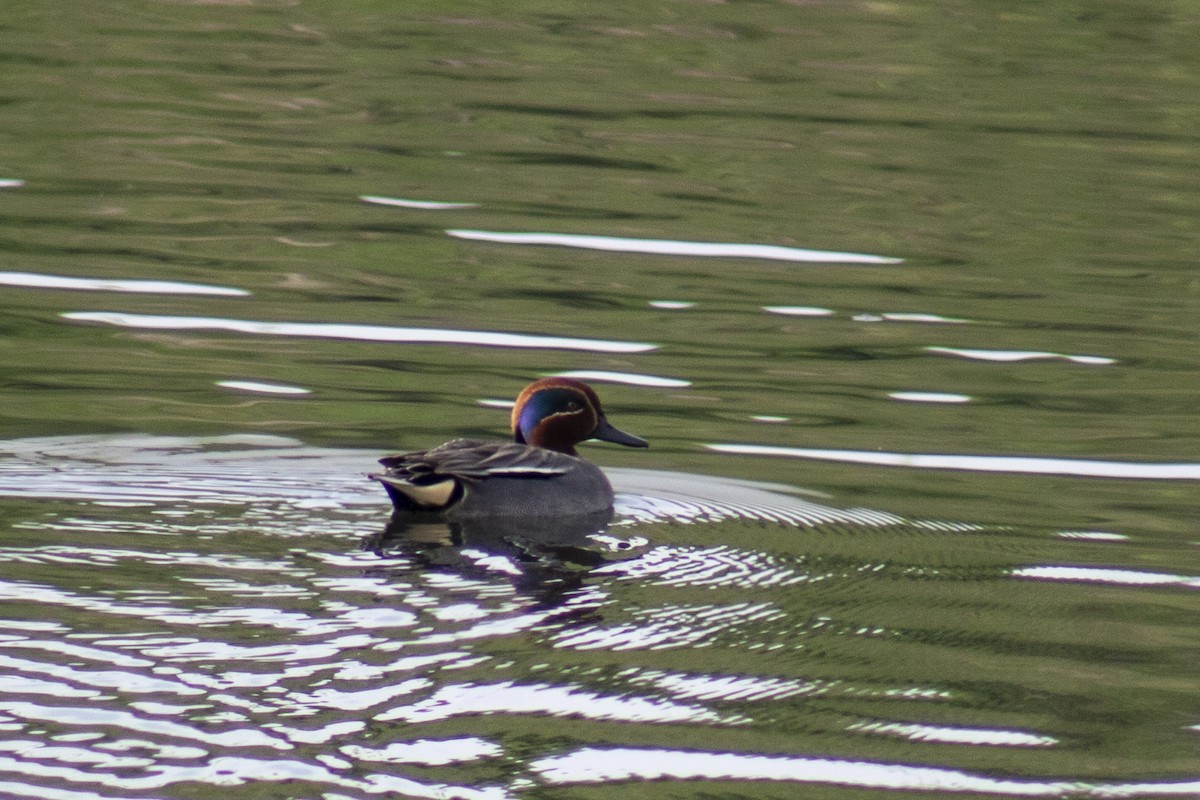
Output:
[371, 377, 648, 518]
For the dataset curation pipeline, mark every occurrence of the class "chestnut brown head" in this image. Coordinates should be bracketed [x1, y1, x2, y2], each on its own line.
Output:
[511, 377, 648, 455]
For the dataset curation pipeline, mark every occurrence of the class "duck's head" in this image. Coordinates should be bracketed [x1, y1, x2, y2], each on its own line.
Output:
[511, 377, 648, 455]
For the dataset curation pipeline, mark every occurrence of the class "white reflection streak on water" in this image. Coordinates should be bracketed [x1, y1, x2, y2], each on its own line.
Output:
[359, 195, 478, 209]
[848, 721, 1059, 747]
[60, 312, 657, 353]
[0, 272, 249, 296]
[0, 620, 65, 633]
[340, 737, 502, 765]
[629, 669, 822, 703]
[0, 676, 96, 698]
[859, 312, 972, 324]
[888, 392, 972, 403]
[548, 369, 691, 387]
[216, 381, 311, 395]
[763, 305, 835, 316]
[446, 229, 904, 264]
[926, 347, 1115, 365]
[476, 398, 516, 409]
[1056, 531, 1130, 541]
[528, 747, 1200, 796]
[706, 444, 1200, 479]
[624, 668, 949, 705]
[1014, 566, 1200, 589]
[375, 681, 731, 725]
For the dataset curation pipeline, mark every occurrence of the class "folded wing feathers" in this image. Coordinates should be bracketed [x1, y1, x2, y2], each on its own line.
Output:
[376, 439, 573, 482]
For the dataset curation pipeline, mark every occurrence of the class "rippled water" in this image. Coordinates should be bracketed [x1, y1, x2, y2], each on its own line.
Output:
[2, 2, 1198, 798]
[4, 434, 1194, 799]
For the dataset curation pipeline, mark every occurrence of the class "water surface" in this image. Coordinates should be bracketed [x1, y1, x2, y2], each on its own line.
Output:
[1, 2, 1198, 798]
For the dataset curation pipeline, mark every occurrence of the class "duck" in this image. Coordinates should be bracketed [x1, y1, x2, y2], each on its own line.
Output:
[370, 377, 648, 519]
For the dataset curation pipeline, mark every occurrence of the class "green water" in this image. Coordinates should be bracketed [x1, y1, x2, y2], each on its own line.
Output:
[0, 2, 1197, 798]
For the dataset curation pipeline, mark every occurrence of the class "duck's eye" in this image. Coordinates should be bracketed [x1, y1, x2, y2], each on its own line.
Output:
[564, 400, 583, 412]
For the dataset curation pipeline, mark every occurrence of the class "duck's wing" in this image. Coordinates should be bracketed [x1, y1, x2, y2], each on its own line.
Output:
[371, 439, 577, 513]
[376, 439, 574, 482]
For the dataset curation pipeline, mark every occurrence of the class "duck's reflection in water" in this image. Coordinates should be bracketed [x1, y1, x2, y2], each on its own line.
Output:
[362, 508, 645, 607]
